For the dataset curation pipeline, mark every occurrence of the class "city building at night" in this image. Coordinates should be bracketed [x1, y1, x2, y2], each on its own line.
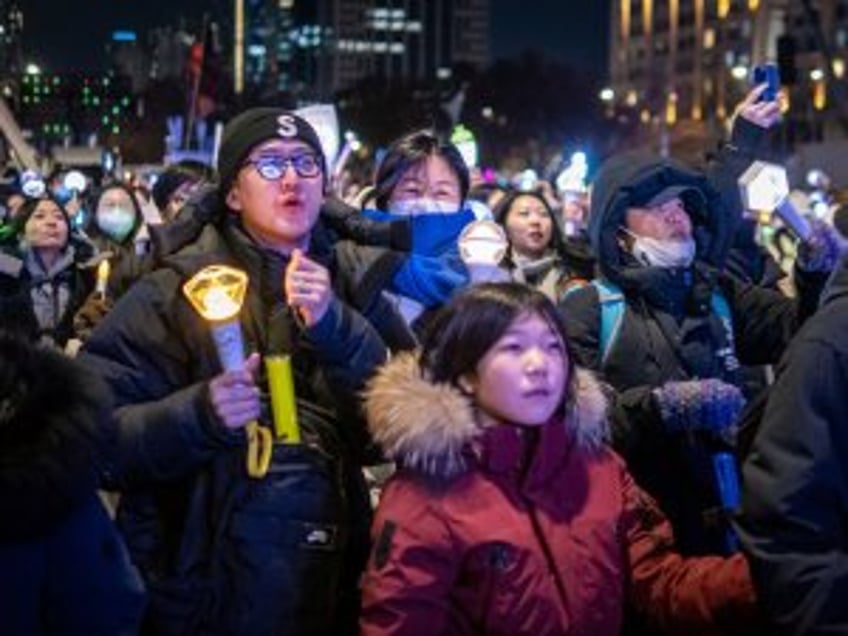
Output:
[605, 0, 848, 154]
[18, 71, 134, 151]
[0, 0, 23, 79]
[324, 0, 489, 92]
[232, 0, 490, 98]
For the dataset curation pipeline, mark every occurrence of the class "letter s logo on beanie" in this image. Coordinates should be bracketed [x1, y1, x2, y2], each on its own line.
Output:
[277, 115, 298, 138]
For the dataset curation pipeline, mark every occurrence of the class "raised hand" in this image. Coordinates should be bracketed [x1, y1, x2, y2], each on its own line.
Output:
[284, 248, 333, 328]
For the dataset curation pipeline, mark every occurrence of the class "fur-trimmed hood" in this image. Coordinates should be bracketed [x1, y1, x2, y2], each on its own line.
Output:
[0, 331, 111, 541]
[365, 352, 608, 480]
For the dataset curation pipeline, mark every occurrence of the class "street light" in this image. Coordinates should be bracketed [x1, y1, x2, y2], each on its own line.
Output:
[731, 65, 748, 80]
[599, 87, 615, 102]
[24, 63, 41, 75]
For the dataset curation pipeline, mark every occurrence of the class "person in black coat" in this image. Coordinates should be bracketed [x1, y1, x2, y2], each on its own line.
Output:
[0, 194, 98, 349]
[0, 330, 145, 635]
[79, 108, 390, 636]
[737, 247, 848, 635]
[558, 89, 834, 559]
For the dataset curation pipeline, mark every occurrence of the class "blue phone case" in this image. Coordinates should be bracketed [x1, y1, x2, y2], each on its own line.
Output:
[753, 63, 780, 102]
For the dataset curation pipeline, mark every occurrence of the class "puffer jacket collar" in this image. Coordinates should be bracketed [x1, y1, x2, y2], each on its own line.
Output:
[365, 353, 608, 482]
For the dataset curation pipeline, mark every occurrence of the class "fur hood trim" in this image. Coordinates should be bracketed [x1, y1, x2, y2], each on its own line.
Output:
[365, 352, 608, 479]
[0, 332, 110, 541]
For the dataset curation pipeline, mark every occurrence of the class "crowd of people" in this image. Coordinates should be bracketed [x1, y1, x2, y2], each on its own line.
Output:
[1, 84, 847, 636]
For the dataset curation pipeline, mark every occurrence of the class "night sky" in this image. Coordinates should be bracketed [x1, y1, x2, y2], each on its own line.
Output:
[24, 0, 609, 76]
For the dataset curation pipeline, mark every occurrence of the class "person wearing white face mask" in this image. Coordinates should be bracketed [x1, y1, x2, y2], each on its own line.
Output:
[342, 130, 491, 341]
[558, 86, 840, 622]
[83, 182, 150, 299]
[620, 186, 700, 269]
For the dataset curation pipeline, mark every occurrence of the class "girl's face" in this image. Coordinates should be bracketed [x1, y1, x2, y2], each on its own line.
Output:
[462, 312, 567, 428]
[504, 194, 553, 259]
[24, 199, 69, 251]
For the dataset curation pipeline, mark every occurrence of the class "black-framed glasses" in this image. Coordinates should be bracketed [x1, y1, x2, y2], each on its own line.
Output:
[244, 153, 322, 180]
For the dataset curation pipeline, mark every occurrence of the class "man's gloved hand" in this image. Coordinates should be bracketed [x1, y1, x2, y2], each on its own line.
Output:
[652, 379, 746, 434]
[797, 219, 848, 273]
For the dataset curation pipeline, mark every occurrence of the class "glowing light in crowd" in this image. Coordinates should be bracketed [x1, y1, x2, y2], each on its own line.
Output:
[451, 124, 478, 169]
[556, 151, 589, 193]
[516, 169, 538, 192]
[731, 65, 748, 80]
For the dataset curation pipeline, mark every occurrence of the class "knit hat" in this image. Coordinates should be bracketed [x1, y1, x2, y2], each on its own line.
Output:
[216, 108, 326, 191]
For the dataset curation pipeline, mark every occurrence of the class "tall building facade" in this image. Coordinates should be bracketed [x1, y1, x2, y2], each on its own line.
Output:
[233, 0, 490, 97]
[324, 0, 490, 92]
[0, 1, 23, 78]
[608, 0, 783, 127]
[780, 0, 848, 141]
[608, 0, 848, 148]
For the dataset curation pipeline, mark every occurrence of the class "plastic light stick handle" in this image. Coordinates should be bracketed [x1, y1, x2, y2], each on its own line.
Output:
[210, 320, 272, 478]
[211, 320, 246, 372]
[712, 451, 741, 552]
[265, 355, 301, 443]
[776, 198, 813, 242]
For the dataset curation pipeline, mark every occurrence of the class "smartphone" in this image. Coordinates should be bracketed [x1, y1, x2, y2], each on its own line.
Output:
[752, 63, 780, 102]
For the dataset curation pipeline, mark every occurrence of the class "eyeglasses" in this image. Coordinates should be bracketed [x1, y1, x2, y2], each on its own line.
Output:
[244, 153, 322, 180]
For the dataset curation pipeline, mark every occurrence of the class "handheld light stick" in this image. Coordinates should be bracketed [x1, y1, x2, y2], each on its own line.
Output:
[712, 451, 741, 553]
[458, 220, 508, 266]
[739, 161, 813, 241]
[95, 259, 110, 299]
[183, 265, 272, 478]
[458, 220, 511, 284]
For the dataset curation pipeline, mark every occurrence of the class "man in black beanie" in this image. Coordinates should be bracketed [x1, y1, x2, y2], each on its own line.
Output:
[78, 108, 393, 635]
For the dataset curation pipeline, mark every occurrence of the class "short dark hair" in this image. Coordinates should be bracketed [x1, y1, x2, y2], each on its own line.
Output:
[152, 161, 214, 211]
[372, 130, 469, 211]
[419, 282, 577, 409]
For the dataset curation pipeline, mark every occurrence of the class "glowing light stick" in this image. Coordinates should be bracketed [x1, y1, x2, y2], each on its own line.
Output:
[458, 220, 511, 284]
[183, 265, 272, 478]
[458, 220, 508, 266]
[95, 259, 110, 299]
[739, 161, 812, 241]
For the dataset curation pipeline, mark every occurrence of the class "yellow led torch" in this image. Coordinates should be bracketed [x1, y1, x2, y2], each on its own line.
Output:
[183, 265, 273, 478]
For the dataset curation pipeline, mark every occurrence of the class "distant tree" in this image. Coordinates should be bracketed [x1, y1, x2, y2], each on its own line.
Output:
[463, 50, 608, 170]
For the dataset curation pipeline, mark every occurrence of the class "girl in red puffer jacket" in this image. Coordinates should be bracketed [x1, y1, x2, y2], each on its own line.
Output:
[360, 282, 762, 636]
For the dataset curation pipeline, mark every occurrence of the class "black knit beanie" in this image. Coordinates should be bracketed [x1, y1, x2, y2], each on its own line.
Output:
[216, 108, 326, 192]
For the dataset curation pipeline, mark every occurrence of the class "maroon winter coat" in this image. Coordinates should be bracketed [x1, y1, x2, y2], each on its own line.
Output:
[360, 354, 760, 636]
